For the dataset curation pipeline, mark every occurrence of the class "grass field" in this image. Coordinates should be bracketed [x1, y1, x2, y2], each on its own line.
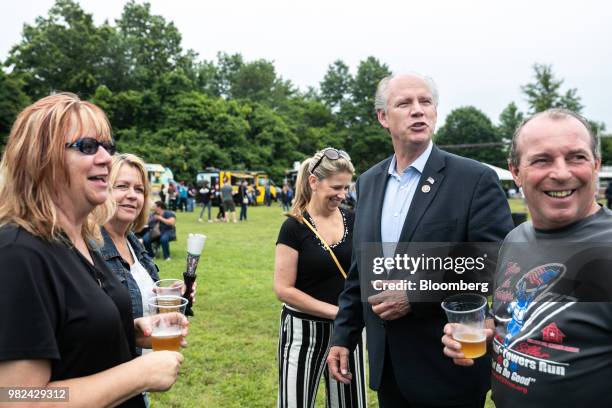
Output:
[150, 202, 529, 407]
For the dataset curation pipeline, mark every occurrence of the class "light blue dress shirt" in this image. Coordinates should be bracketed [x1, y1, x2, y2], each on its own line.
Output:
[381, 141, 433, 258]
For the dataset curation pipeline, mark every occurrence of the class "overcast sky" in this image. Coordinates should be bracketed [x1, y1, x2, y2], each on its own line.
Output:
[1, 0, 611, 130]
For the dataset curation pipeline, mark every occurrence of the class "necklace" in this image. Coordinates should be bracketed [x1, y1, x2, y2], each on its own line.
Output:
[306, 208, 346, 248]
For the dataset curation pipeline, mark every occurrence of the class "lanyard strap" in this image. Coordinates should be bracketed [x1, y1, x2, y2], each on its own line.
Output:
[301, 217, 347, 279]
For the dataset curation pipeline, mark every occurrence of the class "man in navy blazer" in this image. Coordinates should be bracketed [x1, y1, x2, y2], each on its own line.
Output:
[327, 73, 514, 407]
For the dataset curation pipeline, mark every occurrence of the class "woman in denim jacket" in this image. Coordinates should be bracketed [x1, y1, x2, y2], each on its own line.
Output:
[97, 154, 196, 327]
[97, 153, 159, 324]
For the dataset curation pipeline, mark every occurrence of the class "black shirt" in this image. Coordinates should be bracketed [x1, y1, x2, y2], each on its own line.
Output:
[276, 210, 354, 309]
[492, 208, 612, 408]
[0, 225, 144, 408]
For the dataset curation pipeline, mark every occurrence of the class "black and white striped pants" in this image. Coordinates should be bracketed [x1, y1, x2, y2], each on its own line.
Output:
[278, 305, 367, 408]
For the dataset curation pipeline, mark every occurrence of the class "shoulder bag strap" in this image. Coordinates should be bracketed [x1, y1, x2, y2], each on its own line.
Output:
[301, 216, 347, 279]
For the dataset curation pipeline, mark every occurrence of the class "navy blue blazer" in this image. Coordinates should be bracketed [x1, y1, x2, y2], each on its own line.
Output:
[332, 146, 514, 404]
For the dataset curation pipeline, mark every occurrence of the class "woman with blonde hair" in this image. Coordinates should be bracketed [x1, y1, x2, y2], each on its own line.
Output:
[97, 154, 159, 322]
[0, 93, 186, 407]
[275, 147, 366, 408]
[97, 153, 194, 332]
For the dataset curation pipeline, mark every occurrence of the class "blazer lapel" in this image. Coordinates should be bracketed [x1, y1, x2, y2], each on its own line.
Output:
[371, 157, 392, 243]
[398, 146, 446, 243]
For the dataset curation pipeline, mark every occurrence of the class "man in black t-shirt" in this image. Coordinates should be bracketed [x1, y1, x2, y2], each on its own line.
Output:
[443, 108, 612, 407]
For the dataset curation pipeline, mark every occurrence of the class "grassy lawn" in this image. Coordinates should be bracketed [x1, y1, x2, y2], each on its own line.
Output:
[151, 205, 283, 407]
[508, 197, 528, 214]
[150, 203, 524, 407]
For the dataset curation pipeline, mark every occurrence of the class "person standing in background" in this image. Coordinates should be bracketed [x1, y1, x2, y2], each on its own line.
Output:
[221, 178, 237, 223]
[198, 181, 212, 222]
[239, 180, 249, 221]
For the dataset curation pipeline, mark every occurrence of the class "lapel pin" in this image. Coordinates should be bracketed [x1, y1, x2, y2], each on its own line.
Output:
[426, 177, 435, 184]
[421, 185, 431, 193]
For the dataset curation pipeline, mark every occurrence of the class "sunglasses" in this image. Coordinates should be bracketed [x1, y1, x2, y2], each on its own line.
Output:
[310, 148, 350, 174]
[65, 138, 116, 156]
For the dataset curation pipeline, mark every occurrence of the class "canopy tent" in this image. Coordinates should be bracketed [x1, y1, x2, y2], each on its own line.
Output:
[483, 163, 514, 181]
[599, 165, 612, 180]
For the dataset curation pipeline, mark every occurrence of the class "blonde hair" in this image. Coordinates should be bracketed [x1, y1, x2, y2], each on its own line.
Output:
[0, 92, 114, 243]
[288, 147, 355, 220]
[95, 153, 151, 233]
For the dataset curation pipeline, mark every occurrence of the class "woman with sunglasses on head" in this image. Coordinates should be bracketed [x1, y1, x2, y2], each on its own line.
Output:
[0, 93, 186, 408]
[275, 147, 366, 408]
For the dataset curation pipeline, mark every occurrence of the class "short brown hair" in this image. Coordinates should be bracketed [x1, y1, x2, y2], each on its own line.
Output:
[509, 108, 598, 168]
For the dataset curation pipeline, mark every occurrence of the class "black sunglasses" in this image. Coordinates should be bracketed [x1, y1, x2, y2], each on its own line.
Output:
[65, 138, 116, 156]
[310, 148, 350, 174]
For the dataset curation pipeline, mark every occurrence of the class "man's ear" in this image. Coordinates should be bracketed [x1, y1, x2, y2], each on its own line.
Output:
[377, 110, 389, 129]
[508, 160, 522, 188]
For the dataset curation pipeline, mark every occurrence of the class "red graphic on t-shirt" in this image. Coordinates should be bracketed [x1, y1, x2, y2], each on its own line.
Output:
[494, 289, 513, 302]
[515, 341, 550, 358]
[505, 262, 521, 276]
[541, 323, 565, 344]
[527, 265, 553, 286]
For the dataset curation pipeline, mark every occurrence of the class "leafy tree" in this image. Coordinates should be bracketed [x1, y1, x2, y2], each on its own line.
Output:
[247, 103, 299, 179]
[192, 59, 221, 97]
[320, 60, 353, 111]
[277, 95, 341, 159]
[436, 106, 506, 167]
[497, 102, 524, 141]
[521, 63, 583, 113]
[6, 0, 111, 98]
[350, 124, 393, 174]
[350, 57, 391, 126]
[231, 59, 277, 103]
[214, 52, 244, 98]
[114, 1, 189, 91]
[0, 69, 30, 148]
[227, 58, 295, 107]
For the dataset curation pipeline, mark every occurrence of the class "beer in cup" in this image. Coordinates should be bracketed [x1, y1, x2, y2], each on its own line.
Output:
[441, 293, 488, 359]
[151, 324, 182, 352]
[153, 279, 185, 298]
[148, 295, 188, 351]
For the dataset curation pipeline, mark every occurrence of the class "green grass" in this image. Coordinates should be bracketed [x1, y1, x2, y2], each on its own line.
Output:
[150, 205, 282, 407]
[150, 204, 505, 407]
[508, 197, 528, 214]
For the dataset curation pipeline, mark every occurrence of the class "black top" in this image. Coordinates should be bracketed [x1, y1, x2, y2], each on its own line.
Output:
[198, 187, 211, 204]
[0, 225, 144, 408]
[276, 209, 354, 310]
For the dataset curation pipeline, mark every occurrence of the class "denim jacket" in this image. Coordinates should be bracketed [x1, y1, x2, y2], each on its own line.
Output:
[99, 227, 159, 319]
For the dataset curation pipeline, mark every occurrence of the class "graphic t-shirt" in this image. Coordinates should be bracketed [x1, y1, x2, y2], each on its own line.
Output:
[491, 207, 612, 408]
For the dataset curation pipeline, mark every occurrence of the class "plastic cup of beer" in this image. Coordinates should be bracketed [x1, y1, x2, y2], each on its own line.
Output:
[441, 293, 488, 359]
[153, 279, 185, 297]
[148, 295, 188, 352]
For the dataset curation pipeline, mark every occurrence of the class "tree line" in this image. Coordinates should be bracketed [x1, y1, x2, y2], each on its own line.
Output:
[1, 0, 610, 181]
